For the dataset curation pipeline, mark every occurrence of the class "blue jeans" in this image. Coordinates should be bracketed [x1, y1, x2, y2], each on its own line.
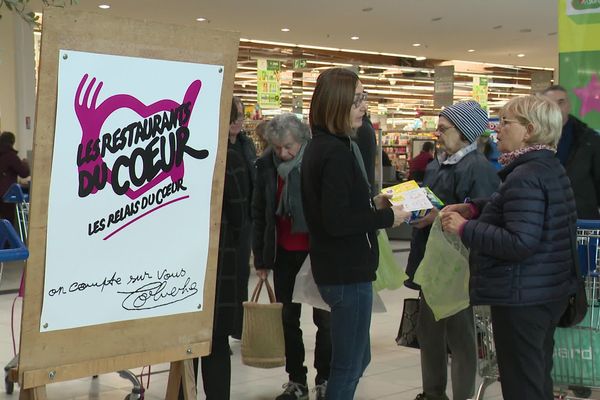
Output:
[318, 282, 372, 400]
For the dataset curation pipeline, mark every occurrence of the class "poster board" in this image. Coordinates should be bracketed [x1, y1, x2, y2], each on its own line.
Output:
[17, 8, 239, 389]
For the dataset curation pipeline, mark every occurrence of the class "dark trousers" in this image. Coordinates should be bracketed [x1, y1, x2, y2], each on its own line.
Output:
[273, 247, 331, 385]
[416, 297, 476, 400]
[233, 222, 252, 338]
[491, 299, 567, 400]
[178, 335, 231, 400]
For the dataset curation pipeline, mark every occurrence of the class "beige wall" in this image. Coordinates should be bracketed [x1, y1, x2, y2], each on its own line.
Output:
[0, 12, 18, 136]
[0, 11, 35, 158]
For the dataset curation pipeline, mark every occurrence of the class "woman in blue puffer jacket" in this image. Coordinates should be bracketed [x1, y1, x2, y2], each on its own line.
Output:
[440, 94, 578, 400]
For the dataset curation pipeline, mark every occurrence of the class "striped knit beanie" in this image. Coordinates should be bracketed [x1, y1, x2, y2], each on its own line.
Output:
[439, 100, 488, 143]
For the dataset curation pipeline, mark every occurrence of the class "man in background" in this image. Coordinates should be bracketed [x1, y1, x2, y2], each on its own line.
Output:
[408, 141, 434, 182]
[543, 85, 600, 219]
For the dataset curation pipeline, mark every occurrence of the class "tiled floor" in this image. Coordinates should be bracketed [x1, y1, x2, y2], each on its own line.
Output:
[0, 243, 507, 399]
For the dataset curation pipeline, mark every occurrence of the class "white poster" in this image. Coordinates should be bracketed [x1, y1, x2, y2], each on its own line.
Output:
[40, 50, 224, 332]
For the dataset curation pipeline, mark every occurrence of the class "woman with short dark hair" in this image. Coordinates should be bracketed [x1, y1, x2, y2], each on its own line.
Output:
[301, 68, 408, 400]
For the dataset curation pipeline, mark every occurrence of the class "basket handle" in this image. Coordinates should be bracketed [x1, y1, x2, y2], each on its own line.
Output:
[250, 278, 277, 303]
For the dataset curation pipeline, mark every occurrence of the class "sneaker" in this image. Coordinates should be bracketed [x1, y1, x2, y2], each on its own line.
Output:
[275, 381, 308, 400]
[314, 380, 327, 400]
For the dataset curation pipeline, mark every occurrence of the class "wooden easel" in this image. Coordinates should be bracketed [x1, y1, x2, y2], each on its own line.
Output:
[16, 8, 239, 399]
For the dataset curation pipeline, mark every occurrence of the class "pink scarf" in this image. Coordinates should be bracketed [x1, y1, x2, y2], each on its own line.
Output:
[498, 144, 556, 167]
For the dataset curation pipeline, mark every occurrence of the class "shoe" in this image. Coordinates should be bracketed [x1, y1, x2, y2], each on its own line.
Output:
[414, 393, 449, 400]
[275, 381, 308, 400]
[314, 380, 327, 400]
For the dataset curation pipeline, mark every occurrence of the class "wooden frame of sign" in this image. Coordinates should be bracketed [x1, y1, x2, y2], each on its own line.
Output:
[17, 8, 239, 399]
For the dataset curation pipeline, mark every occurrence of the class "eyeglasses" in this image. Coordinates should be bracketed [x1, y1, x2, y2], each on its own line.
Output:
[498, 117, 522, 127]
[436, 125, 456, 134]
[353, 92, 368, 107]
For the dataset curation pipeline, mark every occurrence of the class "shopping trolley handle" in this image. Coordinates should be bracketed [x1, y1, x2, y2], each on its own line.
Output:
[2, 183, 28, 204]
[577, 219, 600, 230]
[0, 219, 29, 262]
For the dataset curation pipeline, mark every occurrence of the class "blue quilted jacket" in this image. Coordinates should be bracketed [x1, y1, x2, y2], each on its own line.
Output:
[463, 150, 578, 306]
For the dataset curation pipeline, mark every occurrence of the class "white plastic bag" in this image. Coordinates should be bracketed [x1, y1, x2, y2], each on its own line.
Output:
[292, 255, 329, 311]
[292, 255, 387, 313]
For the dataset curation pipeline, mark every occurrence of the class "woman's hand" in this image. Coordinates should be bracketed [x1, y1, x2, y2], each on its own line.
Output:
[410, 207, 438, 229]
[256, 269, 270, 280]
[440, 211, 467, 235]
[441, 203, 474, 219]
[390, 205, 411, 227]
[373, 193, 392, 210]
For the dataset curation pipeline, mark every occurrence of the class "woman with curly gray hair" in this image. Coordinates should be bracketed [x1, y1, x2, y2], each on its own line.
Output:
[252, 113, 330, 400]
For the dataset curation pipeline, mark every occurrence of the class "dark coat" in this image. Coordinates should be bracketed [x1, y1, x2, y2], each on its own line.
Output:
[213, 149, 249, 336]
[352, 116, 377, 195]
[405, 150, 500, 284]
[301, 127, 394, 285]
[0, 145, 30, 223]
[563, 115, 600, 219]
[463, 150, 578, 306]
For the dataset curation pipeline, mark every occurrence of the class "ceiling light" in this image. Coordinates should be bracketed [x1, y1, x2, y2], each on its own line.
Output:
[412, 43, 421, 47]
[359, 68, 365, 73]
[98, 4, 110, 9]
[468, 49, 475, 53]
[281, 28, 290, 32]
[415, 56, 427, 61]
[196, 17, 207, 22]
[517, 53, 525, 58]
[351, 36, 360, 40]
[362, 7, 373, 12]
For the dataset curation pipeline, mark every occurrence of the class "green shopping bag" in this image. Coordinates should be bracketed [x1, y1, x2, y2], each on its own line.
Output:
[373, 230, 408, 292]
[552, 301, 600, 388]
[413, 216, 470, 321]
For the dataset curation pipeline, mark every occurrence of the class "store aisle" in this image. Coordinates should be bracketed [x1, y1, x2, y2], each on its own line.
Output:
[0, 243, 504, 399]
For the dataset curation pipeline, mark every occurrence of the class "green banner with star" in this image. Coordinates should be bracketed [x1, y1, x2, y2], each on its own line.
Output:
[559, 0, 600, 129]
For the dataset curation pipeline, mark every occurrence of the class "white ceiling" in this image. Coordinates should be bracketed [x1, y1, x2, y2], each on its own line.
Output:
[33, 0, 559, 70]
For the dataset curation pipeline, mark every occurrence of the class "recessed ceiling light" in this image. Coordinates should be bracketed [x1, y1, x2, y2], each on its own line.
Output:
[362, 7, 373, 12]
[281, 28, 290, 32]
[359, 68, 365, 73]
[431, 17, 443, 22]
[98, 4, 110, 9]
[351, 36, 359, 40]
[468, 49, 475, 52]
[493, 25, 503, 30]
[196, 17, 207, 22]
[416, 56, 427, 61]
[520, 28, 532, 33]
[517, 53, 525, 58]
[412, 43, 421, 47]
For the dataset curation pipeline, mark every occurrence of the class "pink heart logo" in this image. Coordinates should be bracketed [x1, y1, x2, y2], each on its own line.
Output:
[74, 74, 204, 200]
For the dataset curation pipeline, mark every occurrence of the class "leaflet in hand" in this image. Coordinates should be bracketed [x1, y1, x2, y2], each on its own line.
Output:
[381, 180, 433, 211]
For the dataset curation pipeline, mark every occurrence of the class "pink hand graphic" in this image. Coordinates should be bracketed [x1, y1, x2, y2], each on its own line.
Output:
[74, 74, 203, 200]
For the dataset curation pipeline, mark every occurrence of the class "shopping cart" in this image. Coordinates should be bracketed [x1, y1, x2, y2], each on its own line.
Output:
[1, 183, 29, 394]
[0, 219, 28, 395]
[473, 305, 498, 400]
[1, 184, 145, 399]
[552, 219, 600, 399]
